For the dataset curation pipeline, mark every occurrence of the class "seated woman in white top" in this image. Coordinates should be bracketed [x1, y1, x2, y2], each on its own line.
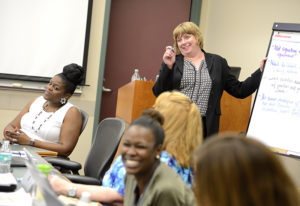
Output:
[3, 63, 84, 157]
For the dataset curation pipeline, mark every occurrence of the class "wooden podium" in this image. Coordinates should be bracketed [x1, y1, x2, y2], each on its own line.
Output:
[115, 81, 252, 132]
[113, 81, 156, 160]
[116, 80, 156, 125]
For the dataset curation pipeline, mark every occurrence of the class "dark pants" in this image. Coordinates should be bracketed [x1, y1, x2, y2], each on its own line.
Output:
[202, 116, 208, 139]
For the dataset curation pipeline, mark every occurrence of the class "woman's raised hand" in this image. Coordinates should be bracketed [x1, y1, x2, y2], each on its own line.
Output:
[163, 46, 175, 69]
[260, 57, 268, 72]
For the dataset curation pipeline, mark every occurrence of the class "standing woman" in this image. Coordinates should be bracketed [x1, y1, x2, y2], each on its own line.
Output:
[152, 21, 265, 137]
[123, 111, 195, 206]
[3, 63, 84, 157]
[193, 133, 299, 206]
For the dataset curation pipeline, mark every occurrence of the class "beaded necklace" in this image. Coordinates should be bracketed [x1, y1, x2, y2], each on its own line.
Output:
[31, 102, 57, 133]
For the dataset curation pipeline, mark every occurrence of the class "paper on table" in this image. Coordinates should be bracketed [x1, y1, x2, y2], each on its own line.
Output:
[0, 173, 17, 186]
[0, 173, 17, 192]
[0, 188, 32, 206]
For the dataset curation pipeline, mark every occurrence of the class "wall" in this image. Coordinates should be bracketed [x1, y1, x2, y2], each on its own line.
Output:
[99, 0, 192, 122]
[200, 0, 300, 81]
[0, 0, 106, 173]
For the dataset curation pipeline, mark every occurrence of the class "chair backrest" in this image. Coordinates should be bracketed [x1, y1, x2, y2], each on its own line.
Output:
[79, 109, 89, 135]
[84, 117, 126, 181]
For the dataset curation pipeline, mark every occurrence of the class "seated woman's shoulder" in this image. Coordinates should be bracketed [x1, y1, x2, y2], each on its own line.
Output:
[155, 164, 196, 205]
[65, 106, 82, 121]
[157, 164, 187, 186]
[69, 106, 81, 113]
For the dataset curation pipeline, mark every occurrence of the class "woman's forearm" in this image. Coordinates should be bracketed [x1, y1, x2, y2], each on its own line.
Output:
[75, 184, 124, 204]
[33, 140, 74, 157]
[49, 175, 123, 205]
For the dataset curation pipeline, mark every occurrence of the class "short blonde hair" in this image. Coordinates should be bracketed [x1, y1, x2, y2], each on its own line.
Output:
[173, 22, 204, 54]
[153, 91, 203, 168]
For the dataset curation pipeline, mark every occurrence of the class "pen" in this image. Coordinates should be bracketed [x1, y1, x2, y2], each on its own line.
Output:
[12, 151, 26, 157]
[12, 151, 21, 156]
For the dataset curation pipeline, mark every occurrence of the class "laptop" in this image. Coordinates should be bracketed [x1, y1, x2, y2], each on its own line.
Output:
[23, 148, 65, 206]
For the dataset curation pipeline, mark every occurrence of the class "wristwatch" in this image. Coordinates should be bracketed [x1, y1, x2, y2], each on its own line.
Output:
[29, 138, 35, 146]
[68, 186, 77, 197]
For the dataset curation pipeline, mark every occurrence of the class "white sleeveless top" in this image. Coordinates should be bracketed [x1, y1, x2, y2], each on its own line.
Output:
[20, 96, 74, 143]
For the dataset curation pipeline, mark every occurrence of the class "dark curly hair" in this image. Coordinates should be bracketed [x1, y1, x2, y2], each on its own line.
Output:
[57, 63, 85, 94]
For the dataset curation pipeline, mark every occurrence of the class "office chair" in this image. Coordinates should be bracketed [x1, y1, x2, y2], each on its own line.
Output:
[79, 109, 89, 135]
[46, 117, 126, 185]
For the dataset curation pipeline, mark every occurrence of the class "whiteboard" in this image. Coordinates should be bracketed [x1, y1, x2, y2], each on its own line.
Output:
[0, 0, 91, 83]
[247, 23, 300, 157]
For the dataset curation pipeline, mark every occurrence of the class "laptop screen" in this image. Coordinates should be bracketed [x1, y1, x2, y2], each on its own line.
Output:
[23, 149, 64, 206]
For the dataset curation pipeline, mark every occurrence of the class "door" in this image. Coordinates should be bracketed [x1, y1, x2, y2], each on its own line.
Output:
[100, 0, 192, 122]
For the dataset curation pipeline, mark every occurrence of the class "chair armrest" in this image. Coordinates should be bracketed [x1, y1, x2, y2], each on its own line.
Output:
[44, 157, 82, 174]
[64, 174, 102, 185]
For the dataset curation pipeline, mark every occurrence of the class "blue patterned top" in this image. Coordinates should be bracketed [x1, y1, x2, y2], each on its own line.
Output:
[102, 151, 193, 196]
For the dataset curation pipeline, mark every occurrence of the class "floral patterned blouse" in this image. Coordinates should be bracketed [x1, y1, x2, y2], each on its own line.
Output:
[102, 151, 193, 196]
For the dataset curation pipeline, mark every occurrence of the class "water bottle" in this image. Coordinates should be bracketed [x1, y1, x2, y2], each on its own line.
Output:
[34, 164, 52, 203]
[77, 192, 91, 206]
[155, 75, 159, 82]
[131, 69, 141, 82]
[0, 140, 12, 173]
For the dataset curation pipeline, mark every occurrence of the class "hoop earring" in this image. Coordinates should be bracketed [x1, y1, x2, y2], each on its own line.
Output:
[60, 97, 67, 105]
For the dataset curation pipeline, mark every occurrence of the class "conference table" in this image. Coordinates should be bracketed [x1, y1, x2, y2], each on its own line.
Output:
[0, 144, 58, 205]
[11, 144, 59, 183]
